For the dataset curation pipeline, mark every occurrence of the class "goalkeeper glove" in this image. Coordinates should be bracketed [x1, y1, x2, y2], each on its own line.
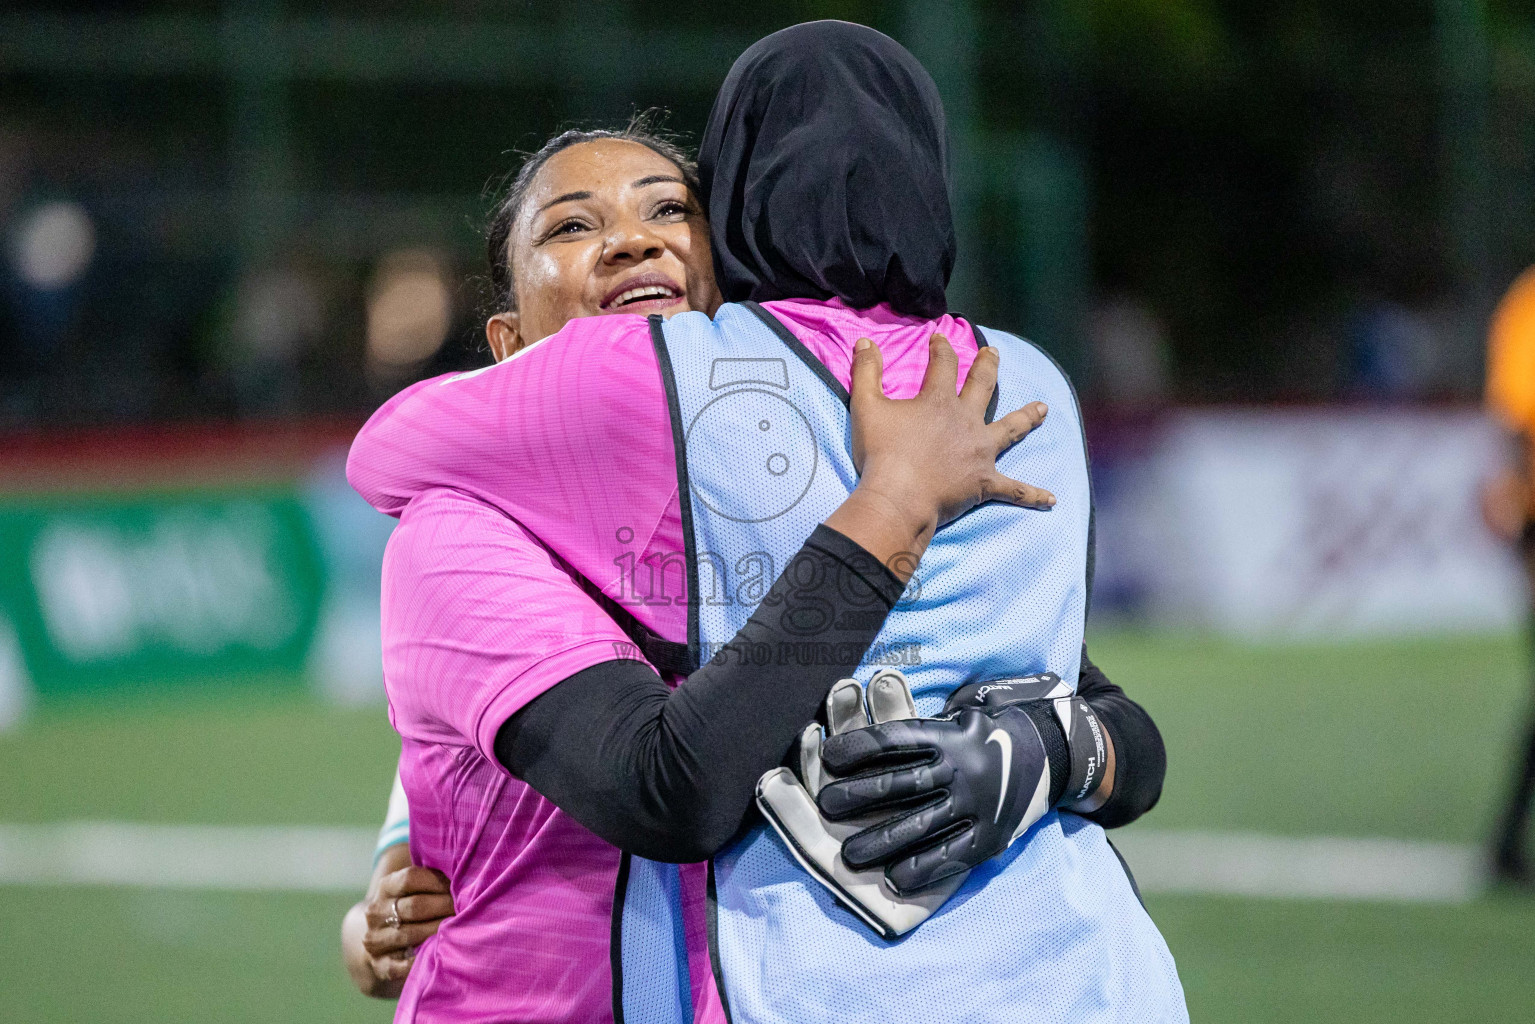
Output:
[758, 669, 1110, 936]
[813, 671, 1080, 895]
[756, 670, 968, 938]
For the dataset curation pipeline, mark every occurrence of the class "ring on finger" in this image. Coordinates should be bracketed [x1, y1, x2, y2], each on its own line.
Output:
[384, 897, 401, 929]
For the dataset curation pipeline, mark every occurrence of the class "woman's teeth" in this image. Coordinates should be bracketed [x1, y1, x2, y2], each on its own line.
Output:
[613, 285, 679, 307]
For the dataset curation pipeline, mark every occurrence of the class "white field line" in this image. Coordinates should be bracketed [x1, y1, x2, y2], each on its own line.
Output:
[0, 822, 1487, 903]
[1110, 829, 1484, 904]
[0, 822, 376, 892]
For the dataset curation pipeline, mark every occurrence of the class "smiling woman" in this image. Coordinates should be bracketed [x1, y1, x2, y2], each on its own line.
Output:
[481, 119, 722, 361]
[341, 118, 724, 1000]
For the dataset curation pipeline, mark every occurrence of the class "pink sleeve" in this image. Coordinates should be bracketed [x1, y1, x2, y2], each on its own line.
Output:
[346, 314, 677, 604]
[380, 487, 643, 764]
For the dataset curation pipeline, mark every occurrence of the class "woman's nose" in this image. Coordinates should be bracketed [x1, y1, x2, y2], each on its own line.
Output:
[603, 224, 665, 264]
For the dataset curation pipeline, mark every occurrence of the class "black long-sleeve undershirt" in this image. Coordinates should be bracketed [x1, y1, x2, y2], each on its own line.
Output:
[496, 524, 906, 863]
[496, 527, 1167, 861]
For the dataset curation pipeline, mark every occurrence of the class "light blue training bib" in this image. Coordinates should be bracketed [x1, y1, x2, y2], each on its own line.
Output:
[615, 301, 1186, 1024]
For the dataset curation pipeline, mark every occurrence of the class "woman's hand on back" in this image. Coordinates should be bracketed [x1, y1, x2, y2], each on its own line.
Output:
[825, 335, 1053, 577]
[342, 846, 455, 999]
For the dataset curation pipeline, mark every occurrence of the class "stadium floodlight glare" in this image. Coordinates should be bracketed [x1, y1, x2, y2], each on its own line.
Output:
[365, 248, 453, 368]
[10, 201, 95, 291]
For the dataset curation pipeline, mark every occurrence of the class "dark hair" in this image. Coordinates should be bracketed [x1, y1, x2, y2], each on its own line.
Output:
[485, 113, 701, 314]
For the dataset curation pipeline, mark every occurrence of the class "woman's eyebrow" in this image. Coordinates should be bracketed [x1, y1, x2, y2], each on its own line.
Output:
[536, 190, 592, 214]
[632, 175, 685, 189]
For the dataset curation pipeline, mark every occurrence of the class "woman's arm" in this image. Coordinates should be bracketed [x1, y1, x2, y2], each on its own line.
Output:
[493, 337, 1052, 862]
[496, 524, 907, 861]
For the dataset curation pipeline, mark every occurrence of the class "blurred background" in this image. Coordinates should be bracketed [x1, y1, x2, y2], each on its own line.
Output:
[1, 1, 1532, 1021]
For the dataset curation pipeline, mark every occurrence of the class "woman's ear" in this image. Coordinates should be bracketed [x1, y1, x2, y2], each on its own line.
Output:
[485, 312, 523, 362]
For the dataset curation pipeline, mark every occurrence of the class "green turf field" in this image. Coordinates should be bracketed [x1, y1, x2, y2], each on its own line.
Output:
[1, 631, 1531, 1022]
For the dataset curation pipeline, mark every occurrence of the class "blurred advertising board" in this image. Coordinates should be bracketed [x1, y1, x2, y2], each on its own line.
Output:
[0, 424, 393, 726]
[1089, 407, 1528, 638]
[0, 492, 323, 690]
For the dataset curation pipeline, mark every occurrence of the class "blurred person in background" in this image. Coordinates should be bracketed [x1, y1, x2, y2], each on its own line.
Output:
[222, 262, 327, 415]
[1346, 294, 1443, 401]
[1485, 266, 1535, 887]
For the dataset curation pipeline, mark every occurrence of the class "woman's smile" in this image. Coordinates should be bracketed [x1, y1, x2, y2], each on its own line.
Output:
[598, 271, 687, 315]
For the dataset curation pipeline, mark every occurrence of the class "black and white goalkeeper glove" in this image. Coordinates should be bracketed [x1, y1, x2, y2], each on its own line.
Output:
[756, 671, 968, 939]
[812, 671, 1068, 896]
[758, 669, 1111, 936]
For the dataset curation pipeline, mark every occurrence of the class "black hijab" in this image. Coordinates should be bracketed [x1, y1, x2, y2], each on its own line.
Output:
[698, 21, 955, 318]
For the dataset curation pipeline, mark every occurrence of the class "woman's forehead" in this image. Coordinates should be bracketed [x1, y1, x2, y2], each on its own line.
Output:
[524, 140, 684, 213]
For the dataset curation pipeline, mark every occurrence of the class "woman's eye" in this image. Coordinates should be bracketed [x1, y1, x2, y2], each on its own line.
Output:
[549, 219, 587, 236]
[653, 201, 688, 219]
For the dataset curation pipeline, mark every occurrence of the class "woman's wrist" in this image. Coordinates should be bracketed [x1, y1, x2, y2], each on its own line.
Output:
[343, 899, 402, 998]
[1061, 728, 1116, 815]
[823, 483, 938, 581]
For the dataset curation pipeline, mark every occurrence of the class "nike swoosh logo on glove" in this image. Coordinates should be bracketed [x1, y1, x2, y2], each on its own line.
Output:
[985, 728, 1012, 823]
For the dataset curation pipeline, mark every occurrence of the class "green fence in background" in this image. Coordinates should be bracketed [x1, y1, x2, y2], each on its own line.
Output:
[0, 490, 325, 696]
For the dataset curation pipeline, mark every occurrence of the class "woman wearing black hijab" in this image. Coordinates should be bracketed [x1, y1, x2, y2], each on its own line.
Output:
[666, 20, 1189, 1023]
[700, 20, 955, 317]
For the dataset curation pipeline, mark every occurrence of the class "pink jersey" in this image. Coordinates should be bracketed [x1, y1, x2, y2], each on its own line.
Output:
[349, 298, 984, 1024]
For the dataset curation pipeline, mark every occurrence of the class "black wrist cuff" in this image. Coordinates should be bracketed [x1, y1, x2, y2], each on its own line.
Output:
[1052, 696, 1108, 807]
[1017, 700, 1070, 806]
